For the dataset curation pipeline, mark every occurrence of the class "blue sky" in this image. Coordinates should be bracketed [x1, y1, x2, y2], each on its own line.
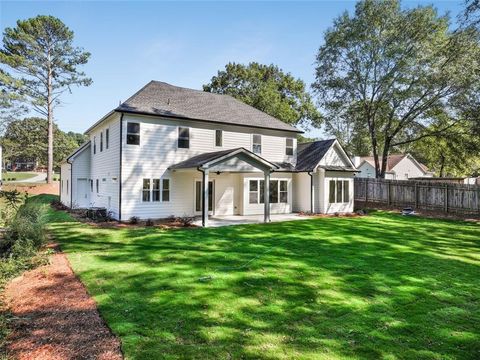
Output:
[0, 1, 463, 137]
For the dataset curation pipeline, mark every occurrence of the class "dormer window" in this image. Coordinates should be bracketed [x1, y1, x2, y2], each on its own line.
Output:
[252, 134, 261, 154]
[286, 138, 294, 156]
[178, 127, 190, 148]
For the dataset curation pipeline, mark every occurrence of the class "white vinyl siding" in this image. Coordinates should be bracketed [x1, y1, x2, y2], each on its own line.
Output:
[89, 113, 121, 218]
[120, 114, 297, 219]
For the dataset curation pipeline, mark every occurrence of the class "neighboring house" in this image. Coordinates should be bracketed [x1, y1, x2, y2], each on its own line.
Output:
[353, 153, 433, 180]
[6, 157, 38, 171]
[60, 81, 357, 226]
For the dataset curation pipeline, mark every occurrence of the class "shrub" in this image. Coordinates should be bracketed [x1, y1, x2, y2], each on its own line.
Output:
[145, 219, 154, 227]
[1, 201, 48, 258]
[129, 216, 139, 225]
[177, 214, 195, 227]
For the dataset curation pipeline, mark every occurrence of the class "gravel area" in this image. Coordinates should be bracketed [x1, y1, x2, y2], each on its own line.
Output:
[4, 249, 123, 360]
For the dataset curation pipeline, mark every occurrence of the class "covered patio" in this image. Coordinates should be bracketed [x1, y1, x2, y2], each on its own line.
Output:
[169, 147, 279, 227]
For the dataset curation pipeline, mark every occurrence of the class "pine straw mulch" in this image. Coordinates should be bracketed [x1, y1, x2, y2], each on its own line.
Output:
[3, 245, 123, 360]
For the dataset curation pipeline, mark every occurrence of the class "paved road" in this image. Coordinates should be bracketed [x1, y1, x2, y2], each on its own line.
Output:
[14, 173, 47, 183]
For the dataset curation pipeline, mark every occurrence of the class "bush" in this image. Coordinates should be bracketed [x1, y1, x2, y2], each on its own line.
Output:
[177, 214, 195, 227]
[1, 201, 48, 258]
[129, 216, 139, 225]
[145, 219, 154, 227]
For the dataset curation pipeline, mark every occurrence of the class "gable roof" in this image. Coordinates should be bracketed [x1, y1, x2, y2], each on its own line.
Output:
[295, 139, 356, 172]
[359, 153, 429, 173]
[114, 81, 302, 133]
[64, 141, 91, 163]
[168, 147, 278, 171]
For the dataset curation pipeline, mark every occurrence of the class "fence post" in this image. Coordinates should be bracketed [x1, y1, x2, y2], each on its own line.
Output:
[387, 180, 390, 206]
[444, 184, 449, 213]
[414, 182, 418, 209]
[365, 178, 368, 204]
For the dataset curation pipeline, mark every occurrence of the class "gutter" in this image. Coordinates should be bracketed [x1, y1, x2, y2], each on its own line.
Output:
[67, 158, 73, 208]
[118, 113, 124, 222]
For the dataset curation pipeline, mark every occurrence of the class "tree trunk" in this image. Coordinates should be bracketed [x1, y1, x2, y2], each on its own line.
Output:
[439, 154, 446, 177]
[47, 67, 53, 184]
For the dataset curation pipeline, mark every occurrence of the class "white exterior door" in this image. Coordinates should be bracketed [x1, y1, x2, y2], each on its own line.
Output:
[76, 178, 90, 208]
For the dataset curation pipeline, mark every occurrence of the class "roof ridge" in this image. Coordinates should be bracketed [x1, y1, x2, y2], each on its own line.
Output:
[299, 138, 336, 145]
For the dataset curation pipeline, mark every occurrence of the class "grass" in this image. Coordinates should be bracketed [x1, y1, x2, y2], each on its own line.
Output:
[2, 172, 37, 182]
[42, 195, 480, 359]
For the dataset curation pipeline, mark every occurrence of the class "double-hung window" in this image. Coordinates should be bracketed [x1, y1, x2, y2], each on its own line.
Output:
[286, 138, 294, 156]
[100, 131, 103, 152]
[178, 127, 190, 148]
[249, 180, 259, 204]
[142, 179, 150, 202]
[279, 180, 288, 202]
[249, 179, 288, 204]
[252, 135, 261, 154]
[127, 123, 140, 145]
[96, 179, 99, 193]
[162, 179, 170, 202]
[215, 130, 223, 147]
[329, 179, 350, 203]
[152, 179, 160, 202]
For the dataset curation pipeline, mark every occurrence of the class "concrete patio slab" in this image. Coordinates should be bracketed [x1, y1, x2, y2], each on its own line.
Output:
[193, 213, 312, 227]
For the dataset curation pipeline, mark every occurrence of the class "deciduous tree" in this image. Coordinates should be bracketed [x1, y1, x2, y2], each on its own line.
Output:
[313, 0, 480, 177]
[204, 62, 321, 129]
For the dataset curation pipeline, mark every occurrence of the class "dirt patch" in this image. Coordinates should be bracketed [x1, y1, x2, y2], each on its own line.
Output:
[3, 182, 60, 196]
[355, 201, 480, 223]
[4, 248, 122, 360]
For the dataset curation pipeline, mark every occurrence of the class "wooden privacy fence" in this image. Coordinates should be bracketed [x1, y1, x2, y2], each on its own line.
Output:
[354, 178, 480, 214]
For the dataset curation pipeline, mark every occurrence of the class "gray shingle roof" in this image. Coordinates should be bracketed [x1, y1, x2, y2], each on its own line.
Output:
[295, 139, 337, 172]
[168, 147, 277, 170]
[116, 81, 301, 133]
[169, 148, 242, 170]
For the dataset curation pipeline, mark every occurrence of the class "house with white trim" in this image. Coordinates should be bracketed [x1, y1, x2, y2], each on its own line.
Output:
[60, 81, 357, 226]
[353, 154, 433, 180]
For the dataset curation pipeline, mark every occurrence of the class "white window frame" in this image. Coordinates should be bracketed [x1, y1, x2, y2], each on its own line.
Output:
[178, 127, 190, 149]
[286, 138, 294, 156]
[152, 178, 161, 202]
[215, 129, 223, 147]
[126, 122, 140, 145]
[162, 178, 170, 202]
[248, 178, 288, 204]
[328, 179, 350, 204]
[142, 178, 151, 202]
[252, 134, 262, 154]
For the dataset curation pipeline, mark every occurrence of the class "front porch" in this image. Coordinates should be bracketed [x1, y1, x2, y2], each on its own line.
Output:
[193, 213, 310, 227]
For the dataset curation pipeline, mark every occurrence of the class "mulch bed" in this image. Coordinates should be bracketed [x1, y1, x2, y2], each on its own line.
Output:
[4, 246, 123, 360]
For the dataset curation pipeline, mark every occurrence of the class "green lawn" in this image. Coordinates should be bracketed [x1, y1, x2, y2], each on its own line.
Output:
[43, 195, 480, 359]
[2, 172, 37, 182]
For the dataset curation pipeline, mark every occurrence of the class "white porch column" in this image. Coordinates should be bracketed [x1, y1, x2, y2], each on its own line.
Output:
[202, 169, 209, 227]
[264, 170, 270, 223]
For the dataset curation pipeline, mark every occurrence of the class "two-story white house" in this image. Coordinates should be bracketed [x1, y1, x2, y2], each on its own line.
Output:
[60, 81, 357, 226]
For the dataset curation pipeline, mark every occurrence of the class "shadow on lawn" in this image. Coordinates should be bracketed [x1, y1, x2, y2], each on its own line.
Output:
[47, 207, 480, 359]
